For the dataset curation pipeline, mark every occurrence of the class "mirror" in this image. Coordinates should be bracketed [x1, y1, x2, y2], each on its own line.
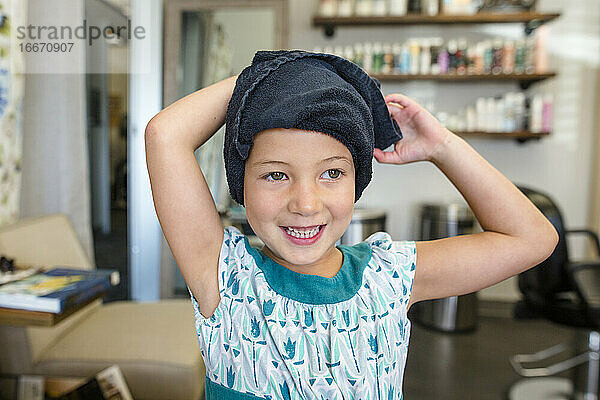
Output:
[162, 0, 288, 298]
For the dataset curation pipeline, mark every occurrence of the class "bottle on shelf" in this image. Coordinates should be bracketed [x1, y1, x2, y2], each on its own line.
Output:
[318, 0, 338, 17]
[408, 40, 421, 74]
[430, 38, 443, 74]
[535, 25, 549, 74]
[502, 40, 515, 74]
[383, 43, 394, 73]
[407, 0, 422, 14]
[373, 0, 388, 16]
[355, 0, 373, 16]
[316, 36, 549, 79]
[420, 39, 431, 74]
[389, 0, 408, 16]
[337, 0, 355, 17]
[447, 39, 457, 74]
[491, 39, 503, 75]
[529, 94, 543, 133]
[437, 92, 552, 134]
[423, 0, 439, 15]
[542, 94, 553, 133]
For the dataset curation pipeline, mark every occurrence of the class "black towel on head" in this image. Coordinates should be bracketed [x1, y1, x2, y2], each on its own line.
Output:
[224, 49, 403, 206]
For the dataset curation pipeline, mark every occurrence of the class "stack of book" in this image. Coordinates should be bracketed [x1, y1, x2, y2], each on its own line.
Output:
[0, 267, 119, 313]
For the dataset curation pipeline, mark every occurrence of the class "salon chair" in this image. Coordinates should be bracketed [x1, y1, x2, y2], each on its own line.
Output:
[508, 186, 600, 400]
[0, 214, 206, 399]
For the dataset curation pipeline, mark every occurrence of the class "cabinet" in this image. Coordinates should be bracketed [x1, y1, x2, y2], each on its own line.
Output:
[312, 10, 561, 142]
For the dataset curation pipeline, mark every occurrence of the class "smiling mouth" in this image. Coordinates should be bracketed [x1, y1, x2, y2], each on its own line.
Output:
[280, 225, 326, 240]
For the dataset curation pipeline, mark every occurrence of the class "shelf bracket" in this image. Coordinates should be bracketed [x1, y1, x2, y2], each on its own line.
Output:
[516, 136, 542, 144]
[525, 19, 544, 35]
[519, 80, 532, 90]
[323, 24, 336, 38]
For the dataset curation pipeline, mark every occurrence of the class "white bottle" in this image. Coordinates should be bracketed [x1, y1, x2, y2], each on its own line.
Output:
[373, 0, 387, 16]
[408, 40, 420, 75]
[503, 92, 516, 133]
[390, 0, 408, 15]
[476, 98, 486, 132]
[495, 97, 505, 132]
[514, 92, 526, 130]
[424, 0, 439, 15]
[530, 94, 543, 133]
[466, 106, 476, 132]
[355, 0, 373, 16]
[337, 0, 354, 17]
[485, 97, 495, 132]
[319, 0, 338, 17]
[420, 39, 431, 75]
[363, 42, 373, 72]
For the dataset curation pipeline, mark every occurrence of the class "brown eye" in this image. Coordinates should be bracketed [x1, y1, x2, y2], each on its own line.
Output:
[323, 169, 342, 179]
[266, 172, 286, 181]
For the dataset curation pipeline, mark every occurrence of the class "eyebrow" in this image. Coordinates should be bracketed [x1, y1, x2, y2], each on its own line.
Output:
[252, 156, 352, 168]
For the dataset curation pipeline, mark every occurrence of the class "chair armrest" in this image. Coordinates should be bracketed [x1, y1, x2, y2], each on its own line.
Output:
[567, 261, 600, 311]
[565, 229, 600, 256]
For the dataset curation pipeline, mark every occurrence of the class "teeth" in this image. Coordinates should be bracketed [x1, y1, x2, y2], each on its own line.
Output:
[285, 226, 321, 239]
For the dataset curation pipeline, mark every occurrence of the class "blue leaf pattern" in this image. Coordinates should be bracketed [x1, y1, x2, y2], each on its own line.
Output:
[263, 300, 275, 316]
[226, 366, 235, 388]
[250, 317, 261, 338]
[283, 337, 296, 359]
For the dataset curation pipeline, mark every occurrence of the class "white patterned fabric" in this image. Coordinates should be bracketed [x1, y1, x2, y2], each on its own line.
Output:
[188, 226, 417, 399]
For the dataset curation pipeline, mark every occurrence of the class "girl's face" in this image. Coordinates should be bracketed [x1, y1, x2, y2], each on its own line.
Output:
[244, 128, 355, 273]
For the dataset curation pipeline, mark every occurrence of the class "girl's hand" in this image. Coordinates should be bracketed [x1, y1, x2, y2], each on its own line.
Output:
[374, 93, 453, 165]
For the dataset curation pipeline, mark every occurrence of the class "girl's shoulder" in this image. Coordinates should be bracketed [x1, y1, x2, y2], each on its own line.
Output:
[362, 230, 417, 274]
[363, 230, 416, 258]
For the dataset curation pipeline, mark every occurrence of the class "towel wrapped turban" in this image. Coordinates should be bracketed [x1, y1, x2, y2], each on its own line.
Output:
[224, 50, 402, 206]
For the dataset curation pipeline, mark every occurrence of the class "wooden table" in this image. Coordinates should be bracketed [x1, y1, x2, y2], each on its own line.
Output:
[0, 291, 106, 327]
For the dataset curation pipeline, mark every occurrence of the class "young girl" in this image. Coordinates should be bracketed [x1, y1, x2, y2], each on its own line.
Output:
[146, 50, 558, 400]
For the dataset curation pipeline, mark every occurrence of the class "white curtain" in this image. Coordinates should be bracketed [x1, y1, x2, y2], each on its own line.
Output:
[19, 1, 94, 264]
[0, 0, 27, 226]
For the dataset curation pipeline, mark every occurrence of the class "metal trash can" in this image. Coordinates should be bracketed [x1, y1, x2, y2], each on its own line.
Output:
[339, 208, 386, 245]
[411, 203, 479, 333]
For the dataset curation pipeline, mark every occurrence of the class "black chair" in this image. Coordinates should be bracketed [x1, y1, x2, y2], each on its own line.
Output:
[508, 186, 600, 400]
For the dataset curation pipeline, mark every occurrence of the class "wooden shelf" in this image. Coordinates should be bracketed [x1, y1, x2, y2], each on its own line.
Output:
[313, 12, 560, 27]
[371, 72, 556, 84]
[456, 131, 550, 140]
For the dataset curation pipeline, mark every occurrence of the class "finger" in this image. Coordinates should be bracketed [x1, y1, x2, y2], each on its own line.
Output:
[386, 102, 405, 120]
[384, 93, 416, 108]
[373, 147, 399, 164]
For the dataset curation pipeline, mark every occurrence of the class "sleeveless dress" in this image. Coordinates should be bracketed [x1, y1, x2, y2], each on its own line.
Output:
[187, 226, 417, 400]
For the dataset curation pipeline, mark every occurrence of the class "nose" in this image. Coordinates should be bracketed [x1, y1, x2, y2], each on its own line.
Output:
[287, 179, 323, 216]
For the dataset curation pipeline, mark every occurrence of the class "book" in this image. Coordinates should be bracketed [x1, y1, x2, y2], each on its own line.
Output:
[0, 267, 119, 313]
[48, 365, 133, 400]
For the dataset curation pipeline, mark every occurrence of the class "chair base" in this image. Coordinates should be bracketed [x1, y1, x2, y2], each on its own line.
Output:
[508, 377, 572, 400]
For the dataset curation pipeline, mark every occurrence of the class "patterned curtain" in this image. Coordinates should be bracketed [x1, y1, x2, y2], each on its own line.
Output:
[0, 0, 25, 226]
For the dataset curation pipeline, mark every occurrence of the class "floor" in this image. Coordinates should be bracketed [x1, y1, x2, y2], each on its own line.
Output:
[91, 210, 581, 399]
[405, 313, 576, 399]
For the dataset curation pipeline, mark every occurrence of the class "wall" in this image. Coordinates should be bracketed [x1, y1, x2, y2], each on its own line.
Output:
[20, 0, 94, 261]
[287, 0, 600, 301]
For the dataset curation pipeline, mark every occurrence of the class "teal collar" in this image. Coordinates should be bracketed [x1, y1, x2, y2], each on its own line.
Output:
[243, 237, 372, 305]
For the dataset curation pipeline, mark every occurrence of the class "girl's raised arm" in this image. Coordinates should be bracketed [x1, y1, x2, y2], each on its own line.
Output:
[374, 93, 559, 310]
[145, 76, 237, 319]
